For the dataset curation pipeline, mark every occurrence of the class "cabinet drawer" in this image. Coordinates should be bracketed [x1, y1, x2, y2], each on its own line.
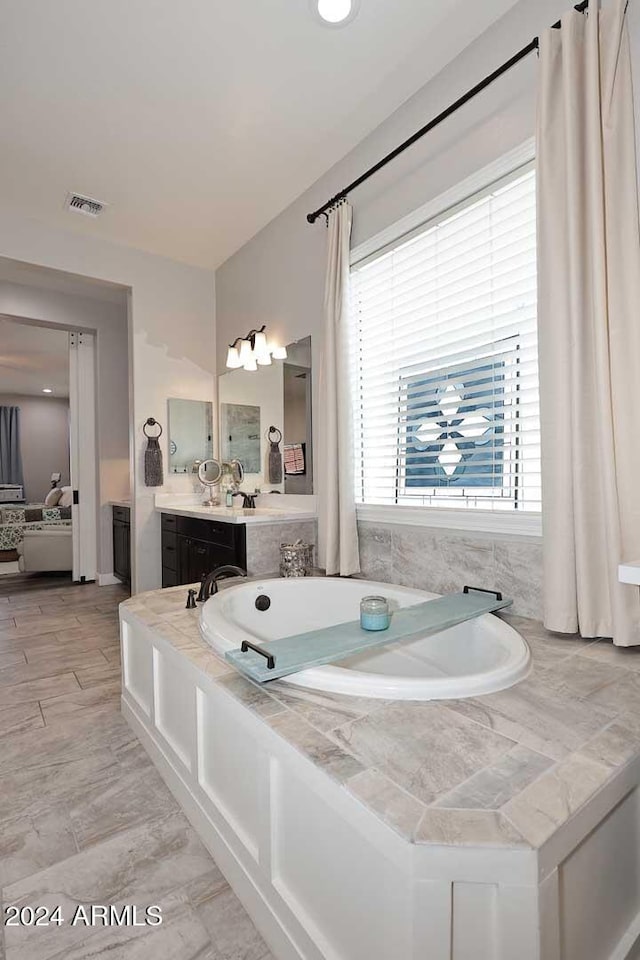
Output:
[162, 567, 179, 588]
[161, 513, 178, 532]
[177, 516, 235, 548]
[113, 505, 130, 524]
[162, 541, 178, 572]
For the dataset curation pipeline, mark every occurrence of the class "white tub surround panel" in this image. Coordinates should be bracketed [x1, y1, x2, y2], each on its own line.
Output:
[121, 584, 640, 960]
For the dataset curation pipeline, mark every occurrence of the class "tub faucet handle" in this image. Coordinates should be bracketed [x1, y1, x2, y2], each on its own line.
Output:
[186, 589, 198, 610]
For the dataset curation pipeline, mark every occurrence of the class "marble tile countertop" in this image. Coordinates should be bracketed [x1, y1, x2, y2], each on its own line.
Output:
[109, 499, 131, 509]
[155, 503, 317, 525]
[120, 583, 640, 850]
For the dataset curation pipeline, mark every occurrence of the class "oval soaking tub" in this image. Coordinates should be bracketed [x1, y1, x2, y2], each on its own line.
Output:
[199, 577, 530, 701]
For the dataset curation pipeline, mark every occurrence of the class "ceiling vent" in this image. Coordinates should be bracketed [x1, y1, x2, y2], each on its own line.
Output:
[65, 193, 106, 218]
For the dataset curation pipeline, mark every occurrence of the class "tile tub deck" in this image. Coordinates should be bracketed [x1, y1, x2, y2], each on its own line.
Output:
[121, 582, 640, 851]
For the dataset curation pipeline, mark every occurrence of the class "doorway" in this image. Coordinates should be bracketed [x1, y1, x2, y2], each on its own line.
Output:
[0, 318, 97, 582]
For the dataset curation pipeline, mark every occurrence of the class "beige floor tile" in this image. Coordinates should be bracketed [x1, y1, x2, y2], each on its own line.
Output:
[0, 651, 25, 670]
[9, 615, 82, 638]
[0, 579, 271, 960]
[69, 766, 180, 850]
[54, 624, 120, 645]
[0, 702, 43, 740]
[74, 660, 121, 689]
[3, 813, 215, 960]
[0, 753, 120, 825]
[100, 644, 121, 664]
[0, 632, 67, 654]
[0, 653, 106, 687]
[196, 887, 273, 960]
[40, 679, 121, 724]
[0, 810, 78, 888]
[43, 895, 215, 960]
[0, 673, 80, 708]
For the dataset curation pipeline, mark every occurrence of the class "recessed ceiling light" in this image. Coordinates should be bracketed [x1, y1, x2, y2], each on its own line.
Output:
[42, 388, 53, 394]
[313, 0, 359, 26]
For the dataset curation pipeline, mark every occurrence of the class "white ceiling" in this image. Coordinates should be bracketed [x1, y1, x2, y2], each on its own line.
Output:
[0, 319, 70, 398]
[0, 0, 520, 269]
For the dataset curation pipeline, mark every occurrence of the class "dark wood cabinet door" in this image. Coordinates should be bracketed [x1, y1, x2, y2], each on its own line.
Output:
[113, 520, 131, 584]
[161, 516, 246, 589]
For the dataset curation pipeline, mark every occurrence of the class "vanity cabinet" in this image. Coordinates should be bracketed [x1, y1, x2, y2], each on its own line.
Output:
[112, 505, 131, 585]
[161, 513, 246, 588]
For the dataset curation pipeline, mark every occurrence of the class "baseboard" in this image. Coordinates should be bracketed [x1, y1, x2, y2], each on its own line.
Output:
[610, 913, 640, 960]
[98, 572, 120, 586]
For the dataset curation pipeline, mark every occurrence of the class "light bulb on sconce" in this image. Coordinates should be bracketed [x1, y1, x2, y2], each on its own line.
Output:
[257, 351, 272, 366]
[238, 339, 252, 365]
[243, 355, 258, 372]
[225, 346, 242, 369]
[253, 331, 268, 357]
[271, 344, 288, 360]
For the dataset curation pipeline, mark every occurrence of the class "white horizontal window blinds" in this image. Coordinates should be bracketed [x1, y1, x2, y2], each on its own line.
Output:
[349, 167, 540, 512]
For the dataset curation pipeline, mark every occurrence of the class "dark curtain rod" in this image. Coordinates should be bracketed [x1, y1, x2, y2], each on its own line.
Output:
[306, 0, 589, 225]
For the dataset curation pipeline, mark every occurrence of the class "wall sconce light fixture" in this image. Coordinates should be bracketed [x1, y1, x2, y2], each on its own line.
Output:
[226, 325, 288, 371]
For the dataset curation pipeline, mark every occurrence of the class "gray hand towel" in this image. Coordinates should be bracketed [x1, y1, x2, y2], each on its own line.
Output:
[268, 431, 283, 485]
[145, 436, 164, 487]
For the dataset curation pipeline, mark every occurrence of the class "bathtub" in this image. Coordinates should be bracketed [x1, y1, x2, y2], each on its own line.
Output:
[199, 577, 530, 700]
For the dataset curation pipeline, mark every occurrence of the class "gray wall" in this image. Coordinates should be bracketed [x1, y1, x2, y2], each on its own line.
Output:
[0, 393, 70, 503]
[0, 283, 129, 576]
[358, 523, 542, 620]
[215, 0, 582, 620]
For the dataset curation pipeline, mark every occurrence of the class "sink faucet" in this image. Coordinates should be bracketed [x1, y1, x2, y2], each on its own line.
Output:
[196, 564, 247, 602]
[233, 491, 257, 509]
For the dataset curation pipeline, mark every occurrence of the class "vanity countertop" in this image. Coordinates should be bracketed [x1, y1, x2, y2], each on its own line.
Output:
[155, 502, 317, 525]
[109, 499, 131, 509]
[121, 581, 640, 850]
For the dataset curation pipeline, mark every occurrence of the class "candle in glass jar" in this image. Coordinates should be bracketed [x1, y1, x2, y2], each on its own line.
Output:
[360, 596, 391, 631]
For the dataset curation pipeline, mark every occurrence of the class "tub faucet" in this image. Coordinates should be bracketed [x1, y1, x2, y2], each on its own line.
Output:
[197, 564, 248, 602]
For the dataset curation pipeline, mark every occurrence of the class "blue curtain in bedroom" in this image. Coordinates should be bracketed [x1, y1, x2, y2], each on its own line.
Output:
[0, 406, 25, 487]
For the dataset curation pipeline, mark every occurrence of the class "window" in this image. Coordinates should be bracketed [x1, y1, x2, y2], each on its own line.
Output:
[348, 164, 540, 515]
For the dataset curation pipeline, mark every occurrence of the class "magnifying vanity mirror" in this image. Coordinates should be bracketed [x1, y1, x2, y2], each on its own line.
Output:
[218, 336, 312, 494]
[198, 458, 222, 506]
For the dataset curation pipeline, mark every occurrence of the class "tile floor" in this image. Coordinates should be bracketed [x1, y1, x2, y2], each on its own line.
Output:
[0, 577, 274, 960]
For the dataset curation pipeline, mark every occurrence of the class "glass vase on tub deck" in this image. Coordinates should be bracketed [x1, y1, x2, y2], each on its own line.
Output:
[279, 540, 314, 578]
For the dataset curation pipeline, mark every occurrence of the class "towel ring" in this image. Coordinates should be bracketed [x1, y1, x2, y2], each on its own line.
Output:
[268, 426, 282, 443]
[143, 417, 163, 439]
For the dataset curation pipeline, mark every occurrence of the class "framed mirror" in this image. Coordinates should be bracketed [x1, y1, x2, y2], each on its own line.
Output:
[220, 403, 261, 473]
[218, 336, 312, 494]
[168, 398, 213, 474]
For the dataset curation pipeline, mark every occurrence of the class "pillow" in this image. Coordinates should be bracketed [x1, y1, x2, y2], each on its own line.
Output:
[58, 486, 73, 508]
[44, 488, 62, 507]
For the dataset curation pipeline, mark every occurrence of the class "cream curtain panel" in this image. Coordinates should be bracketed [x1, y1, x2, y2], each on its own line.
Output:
[318, 202, 360, 576]
[537, 0, 640, 644]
